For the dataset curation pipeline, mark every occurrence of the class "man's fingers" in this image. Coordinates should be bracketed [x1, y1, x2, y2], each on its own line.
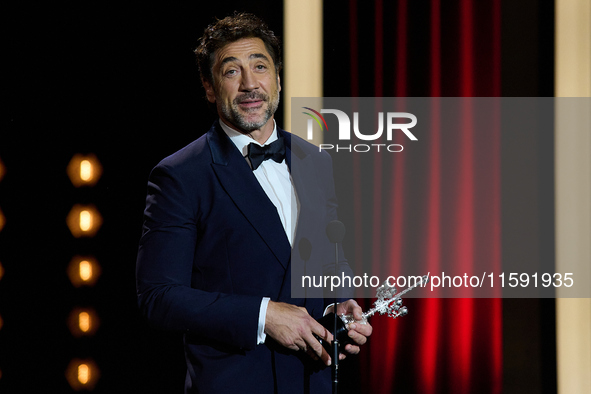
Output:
[347, 300, 364, 321]
[344, 344, 360, 355]
[322, 299, 374, 357]
[305, 328, 332, 366]
[347, 328, 368, 346]
[305, 347, 319, 361]
[267, 301, 366, 365]
[311, 320, 333, 343]
[349, 322, 373, 338]
[353, 306, 364, 321]
[294, 337, 308, 352]
[336, 299, 363, 320]
[304, 337, 331, 365]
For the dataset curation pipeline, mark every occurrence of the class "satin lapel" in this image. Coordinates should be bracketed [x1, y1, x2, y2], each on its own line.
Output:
[277, 129, 321, 305]
[208, 123, 291, 269]
[280, 128, 315, 245]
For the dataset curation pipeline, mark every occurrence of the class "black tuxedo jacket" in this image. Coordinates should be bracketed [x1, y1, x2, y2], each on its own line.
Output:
[136, 121, 350, 393]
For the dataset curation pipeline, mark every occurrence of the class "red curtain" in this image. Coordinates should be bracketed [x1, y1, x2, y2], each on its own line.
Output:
[345, 1, 503, 392]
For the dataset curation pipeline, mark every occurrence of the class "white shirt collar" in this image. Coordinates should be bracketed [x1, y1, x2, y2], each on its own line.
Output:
[219, 118, 278, 157]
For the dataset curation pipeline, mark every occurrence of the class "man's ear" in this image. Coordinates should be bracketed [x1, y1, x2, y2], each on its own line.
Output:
[202, 79, 216, 103]
[277, 75, 281, 93]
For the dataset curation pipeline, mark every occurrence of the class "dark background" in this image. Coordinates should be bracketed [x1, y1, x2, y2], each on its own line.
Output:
[2, 2, 284, 392]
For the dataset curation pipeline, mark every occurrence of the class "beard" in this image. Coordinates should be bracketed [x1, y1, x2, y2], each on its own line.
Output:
[219, 89, 280, 133]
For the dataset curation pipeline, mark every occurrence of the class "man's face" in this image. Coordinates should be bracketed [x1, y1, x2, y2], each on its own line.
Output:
[204, 37, 281, 134]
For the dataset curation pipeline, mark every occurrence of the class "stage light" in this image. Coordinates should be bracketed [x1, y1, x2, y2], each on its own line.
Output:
[80, 260, 92, 281]
[0, 314, 3, 331]
[78, 363, 89, 384]
[79, 312, 90, 332]
[67, 154, 102, 187]
[67, 308, 99, 337]
[0, 208, 5, 233]
[80, 160, 92, 181]
[79, 210, 92, 231]
[66, 359, 99, 390]
[0, 156, 5, 182]
[67, 205, 102, 238]
[0, 261, 4, 281]
[67, 256, 101, 287]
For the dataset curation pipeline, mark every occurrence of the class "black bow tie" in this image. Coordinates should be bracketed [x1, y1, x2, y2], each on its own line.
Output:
[247, 137, 286, 170]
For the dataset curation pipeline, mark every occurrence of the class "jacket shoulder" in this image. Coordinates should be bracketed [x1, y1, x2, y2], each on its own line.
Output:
[157, 133, 210, 171]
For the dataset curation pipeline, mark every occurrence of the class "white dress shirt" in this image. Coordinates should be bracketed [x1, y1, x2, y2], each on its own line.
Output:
[219, 119, 299, 344]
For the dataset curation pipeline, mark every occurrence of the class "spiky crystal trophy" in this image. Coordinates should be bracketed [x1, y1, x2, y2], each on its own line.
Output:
[317, 275, 430, 352]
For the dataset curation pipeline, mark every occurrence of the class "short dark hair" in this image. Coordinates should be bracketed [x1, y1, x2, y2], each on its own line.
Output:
[195, 12, 282, 84]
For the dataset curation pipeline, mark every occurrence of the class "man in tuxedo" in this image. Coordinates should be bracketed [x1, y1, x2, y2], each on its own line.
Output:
[136, 13, 372, 393]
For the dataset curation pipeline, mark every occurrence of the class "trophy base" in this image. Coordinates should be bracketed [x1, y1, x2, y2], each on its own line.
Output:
[316, 313, 355, 353]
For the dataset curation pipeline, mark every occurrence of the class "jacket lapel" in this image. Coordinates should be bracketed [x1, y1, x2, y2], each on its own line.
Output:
[207, 122, 291, 269]
[278, 128, 327, 307]
[280, 128, 315, 247]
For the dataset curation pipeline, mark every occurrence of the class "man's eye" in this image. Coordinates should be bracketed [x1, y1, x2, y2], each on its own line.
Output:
[255, 64, 267, 70]
[224, 69, 237, 76]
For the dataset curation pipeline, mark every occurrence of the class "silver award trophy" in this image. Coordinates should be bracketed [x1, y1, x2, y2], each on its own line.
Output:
[317, 274, 430, 352]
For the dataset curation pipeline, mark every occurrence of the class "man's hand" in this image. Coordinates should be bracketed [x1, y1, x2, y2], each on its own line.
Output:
[326, 299, 373, 356]
[265, 301, 333, 366]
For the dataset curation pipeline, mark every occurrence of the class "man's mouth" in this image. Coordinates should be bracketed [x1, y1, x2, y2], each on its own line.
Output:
[238, 99, 264, 108]
[236, 94, 267, 109]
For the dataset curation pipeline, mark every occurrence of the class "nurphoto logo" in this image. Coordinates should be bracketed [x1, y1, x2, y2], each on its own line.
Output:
[302, 107, 418, 153]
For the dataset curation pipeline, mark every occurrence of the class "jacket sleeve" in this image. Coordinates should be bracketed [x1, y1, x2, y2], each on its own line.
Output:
[135, 162, 261, 350]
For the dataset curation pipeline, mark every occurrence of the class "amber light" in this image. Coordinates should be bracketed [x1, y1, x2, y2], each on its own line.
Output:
[78, 363, 90, 384]
[0, 156, 5, 182]
[66, 359, 99, 390]
[80, 260, 92, 281]
[67, 308, 99, 337]
[0, 208, 5, 233]
[80, 160, 92, 181]
[67, 154, 102, 187]
[67, 256, 101, 287]
[79, 210, 92, 231]
[66, 205, 102, 238]
[79, 312, 91, 332]
[0, 261, 4, 281]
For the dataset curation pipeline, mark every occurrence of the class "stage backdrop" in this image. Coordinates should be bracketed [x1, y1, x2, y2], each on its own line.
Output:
[323, 1, 555, 393]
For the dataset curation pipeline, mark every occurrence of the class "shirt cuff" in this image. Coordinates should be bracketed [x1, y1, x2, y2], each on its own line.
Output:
[257, 297, 271, 345]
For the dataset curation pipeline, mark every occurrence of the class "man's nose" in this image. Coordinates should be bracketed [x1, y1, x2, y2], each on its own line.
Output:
[240, 68, 259, 91]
